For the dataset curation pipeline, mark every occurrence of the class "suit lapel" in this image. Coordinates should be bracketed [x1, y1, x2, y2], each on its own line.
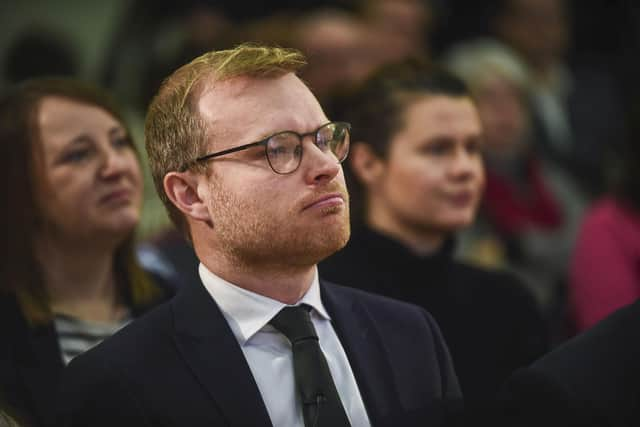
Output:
[171, 279, 273, 427]
[320, 280, 399, 427]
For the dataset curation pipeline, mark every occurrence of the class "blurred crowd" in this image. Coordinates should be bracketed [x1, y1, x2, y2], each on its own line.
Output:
[1, 0, 639, 425]
[14, 0, 629, 341]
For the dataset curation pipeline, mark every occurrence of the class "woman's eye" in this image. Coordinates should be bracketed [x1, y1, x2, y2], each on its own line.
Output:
[61, 149, 90, 163]
[466, 139, 482, 154]
[422, 142, 450, 155]
[112, 136, 132, 148]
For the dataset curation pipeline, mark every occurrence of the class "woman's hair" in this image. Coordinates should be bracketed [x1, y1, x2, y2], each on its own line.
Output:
[0, 77, 162, 324]
[444, 37, 530, 96]
[326, 56, 471, 224]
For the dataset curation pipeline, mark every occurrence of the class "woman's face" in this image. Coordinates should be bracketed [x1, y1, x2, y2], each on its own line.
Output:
[370, 95, 485, 236]
[36, 96, 142, 245]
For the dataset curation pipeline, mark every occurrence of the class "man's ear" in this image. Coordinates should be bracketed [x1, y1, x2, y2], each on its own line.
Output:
[349, 142, 385, 186]
[163, 171, 211, 222]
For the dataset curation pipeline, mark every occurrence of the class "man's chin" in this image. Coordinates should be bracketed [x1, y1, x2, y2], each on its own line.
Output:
[289, 227, 350, 266]
[314, 226, 351, 262]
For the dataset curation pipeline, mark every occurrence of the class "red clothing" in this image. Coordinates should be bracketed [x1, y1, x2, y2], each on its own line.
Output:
[569, 197, 640, 332]
[483, 157, 564, 236]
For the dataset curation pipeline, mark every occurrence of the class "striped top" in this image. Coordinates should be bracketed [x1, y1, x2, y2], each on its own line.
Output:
[54, 313, 132, 365]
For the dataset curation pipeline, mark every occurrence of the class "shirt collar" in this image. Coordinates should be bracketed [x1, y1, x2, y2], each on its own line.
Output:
[198, 263, 330, 346]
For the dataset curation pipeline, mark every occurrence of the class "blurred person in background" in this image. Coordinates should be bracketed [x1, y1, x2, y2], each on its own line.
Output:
[3, 26, 78, 86]
[491, 0, 627, 199]
[232, 6, 417, 105]
[445, 38, 587, 340]
[357, 0, 433, 60]
[293, 8, 392, 104]
[568, 102, 640, 334]
[0, 78, 173, 427]
[227, 2, 436, 105]
[319, 58, 548, 420]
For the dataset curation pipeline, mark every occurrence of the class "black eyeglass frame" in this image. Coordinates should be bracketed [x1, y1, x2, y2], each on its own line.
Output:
[180, 121, 351, 174]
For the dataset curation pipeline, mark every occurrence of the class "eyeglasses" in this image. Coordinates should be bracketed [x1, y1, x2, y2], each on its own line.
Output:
[181, 121, 351, 174]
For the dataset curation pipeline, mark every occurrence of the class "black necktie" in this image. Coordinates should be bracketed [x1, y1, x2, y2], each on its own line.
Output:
[270, 304, 351, 427]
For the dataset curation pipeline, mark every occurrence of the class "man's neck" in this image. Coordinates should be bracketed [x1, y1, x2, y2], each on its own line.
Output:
[198, 248, 317, 305]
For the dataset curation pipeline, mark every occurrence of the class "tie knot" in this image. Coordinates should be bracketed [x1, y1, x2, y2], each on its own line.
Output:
[270, 304, 318, 344]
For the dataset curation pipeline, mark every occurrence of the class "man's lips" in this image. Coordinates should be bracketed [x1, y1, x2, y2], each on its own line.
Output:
[302, 192, 345, 211]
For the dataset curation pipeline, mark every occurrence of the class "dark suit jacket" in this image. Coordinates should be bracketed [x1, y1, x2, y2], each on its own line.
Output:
[57, 278, 463, 426]
[497, 299, 640, 427]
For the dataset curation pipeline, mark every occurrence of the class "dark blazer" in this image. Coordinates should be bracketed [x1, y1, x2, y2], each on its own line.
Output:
[0, 279, 173, 427]
[497, 299, 640, 427]
[57, 278, 463, 427]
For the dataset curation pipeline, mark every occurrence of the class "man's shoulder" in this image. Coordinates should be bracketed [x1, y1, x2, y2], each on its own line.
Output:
[68, 299, 174, 372]
[320, 279, 434, 325]
[498, 302, 640, 427]
[503, 301, 640, 408]
[534, 300, 640, 373]
[323, 278, 417, 305]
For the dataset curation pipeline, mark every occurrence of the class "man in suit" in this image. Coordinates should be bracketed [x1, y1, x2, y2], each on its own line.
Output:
[57, 44, 462, 426]
[498, 299, 640, 426]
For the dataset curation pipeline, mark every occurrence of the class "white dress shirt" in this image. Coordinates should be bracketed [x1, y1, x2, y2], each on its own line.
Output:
[199, 263, 371, 427]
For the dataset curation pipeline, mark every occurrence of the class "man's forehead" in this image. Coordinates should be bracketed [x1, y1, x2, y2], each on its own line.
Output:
[195, 72, 326, 145]
[196, 73, 304, 121]
[198, 74, 255, 99]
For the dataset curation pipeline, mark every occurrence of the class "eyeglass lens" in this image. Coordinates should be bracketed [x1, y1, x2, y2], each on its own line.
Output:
[266, 122, 350, 174]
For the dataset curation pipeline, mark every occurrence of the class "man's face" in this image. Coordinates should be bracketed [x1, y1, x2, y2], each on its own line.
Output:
[371, 95, 484, 236]
[195, 73, 350, 268]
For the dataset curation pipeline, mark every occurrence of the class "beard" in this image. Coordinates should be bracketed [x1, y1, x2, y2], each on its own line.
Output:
[208, 178, 350, 272]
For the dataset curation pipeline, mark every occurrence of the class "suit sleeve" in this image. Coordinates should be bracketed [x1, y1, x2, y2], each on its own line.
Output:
[496, 367, 594, 427]
[56, 351, 151, 427]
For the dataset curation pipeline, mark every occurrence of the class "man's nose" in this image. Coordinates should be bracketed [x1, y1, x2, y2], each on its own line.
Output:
[301, 138, 341, 185]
